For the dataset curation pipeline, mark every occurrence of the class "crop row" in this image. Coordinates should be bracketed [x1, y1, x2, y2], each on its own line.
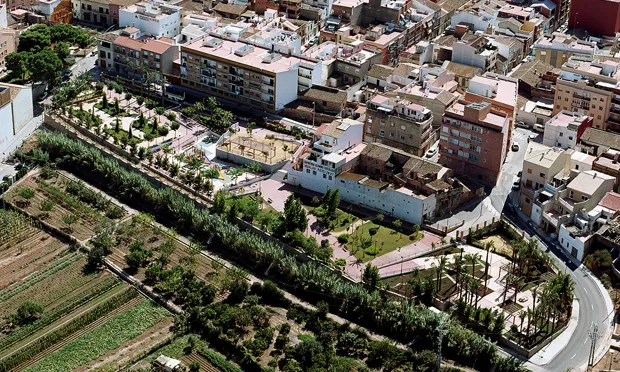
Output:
[0, 287, 139, 372]
[0, 210, 39, 248]
[0, 276, 120, 352]
[23, 299, 170, 372]
[0, 253, 82, 303]
[196, 347, 242, 372]
[35, 180, 104, 221]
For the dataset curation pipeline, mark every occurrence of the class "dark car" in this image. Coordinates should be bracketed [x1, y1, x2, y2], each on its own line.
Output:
[62, 70, 73, 80]
[37, 91, 48, 102]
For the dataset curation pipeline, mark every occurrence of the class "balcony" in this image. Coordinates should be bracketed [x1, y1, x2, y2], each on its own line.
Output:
[201, 69, 216, 78]
[262, 78, 274, 86]
[558, 197, 574, 214]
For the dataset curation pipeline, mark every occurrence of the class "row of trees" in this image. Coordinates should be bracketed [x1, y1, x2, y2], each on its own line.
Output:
[33, 130, 526, 371]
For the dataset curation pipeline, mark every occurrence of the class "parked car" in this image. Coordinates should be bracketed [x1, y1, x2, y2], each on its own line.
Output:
[425, 148, 437, 158]
[533, 124, 544, 133]
[511, 143, 520, 151]
[517, 170, 522, 177]
[515, 121, 528, 128]
[62, 70, 73, 80]
[512, 177, 521, 190]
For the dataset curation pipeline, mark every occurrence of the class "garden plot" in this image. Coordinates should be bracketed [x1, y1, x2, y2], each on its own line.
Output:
[4, 170, 126, 241]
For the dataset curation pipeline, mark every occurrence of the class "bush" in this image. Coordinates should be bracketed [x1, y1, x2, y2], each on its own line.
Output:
[335, 258, 346, 266]
[157, 126, 169, 136]
[337, 234, 349, 244]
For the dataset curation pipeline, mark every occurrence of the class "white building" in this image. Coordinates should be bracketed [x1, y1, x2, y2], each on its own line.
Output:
[119, 1, 182, 38]
[0, 83, 34, 160]
[452, 40, 498, 72]
[38, 0, 63, 20]
[543, 110, 593, 150]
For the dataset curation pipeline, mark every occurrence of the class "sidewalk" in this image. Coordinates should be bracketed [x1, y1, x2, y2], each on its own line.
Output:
[531, 299, 580, 365]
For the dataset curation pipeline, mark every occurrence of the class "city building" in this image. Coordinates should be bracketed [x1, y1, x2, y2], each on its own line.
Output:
[285, 123, 483, 224]
[510, 60, 558, 101]
[0, 83, 33, 160]
[179, 36, 309, 112]
[443, 61, 483, 90]
[569, 0, 620, 37]
[364, 94, 433, 156]
[543, 111, 593, 149]
[72, 0, 112, 25]
[109, 0, 139, 25]
[451, 35, 498, 72]
[119, 1, 182, 38]
[283, 86, 347, 124]
[0, 29, 18, 73]
[101, 34, 178, 81]
[553, 57, 620, 131]
[440, 101, 510, 185]
[532, 33, 597, 68]
[578, 127, 620, 155]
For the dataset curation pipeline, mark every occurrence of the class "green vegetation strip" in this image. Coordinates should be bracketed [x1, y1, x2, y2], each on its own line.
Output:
[23, 300, 170, 372]
[0, 277, 120, 352]
[0, 210, 38, 247]
[0, 254, 83, 303]
[0, 287, 139, 372]
[35, 181, 104, 220]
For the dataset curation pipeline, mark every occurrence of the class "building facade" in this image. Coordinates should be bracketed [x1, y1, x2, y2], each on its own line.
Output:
[440, 101, 510, 185]
[569, 0, 620, 37]
[532, 33, 597, 68]
[119, 1, 182, 38]
[0, 83, 33, 160]
[543, 111, 593, 149]
[364, 94, 433, 156]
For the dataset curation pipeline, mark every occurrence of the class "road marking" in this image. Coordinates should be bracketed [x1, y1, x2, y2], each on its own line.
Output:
[592, 304, 594, 310]
[571, 353, 577, 359]
[584, 288, 588, 294]
[584, 338, 588, 344]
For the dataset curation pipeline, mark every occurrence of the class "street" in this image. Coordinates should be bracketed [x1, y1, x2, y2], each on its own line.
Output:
[433, 127, 535, 232]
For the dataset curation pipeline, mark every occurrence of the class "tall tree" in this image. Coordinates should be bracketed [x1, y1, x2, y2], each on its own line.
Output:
[281, 195, 308, 232]
[213, 189, 227, 214]
[362, 263, 380, 291]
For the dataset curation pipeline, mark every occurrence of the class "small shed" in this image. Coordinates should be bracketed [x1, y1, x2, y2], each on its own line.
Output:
[154, 355, 183, 372]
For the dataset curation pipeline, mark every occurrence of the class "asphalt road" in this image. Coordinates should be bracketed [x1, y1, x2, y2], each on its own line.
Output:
[502, 210, 612, 372]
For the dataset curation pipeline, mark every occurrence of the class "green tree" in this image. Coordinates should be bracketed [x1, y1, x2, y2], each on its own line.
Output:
[213, 189, 227, 214]
[8, 302, 44, 325]
[584, 250, 613, 276]
[375, 213, 384, 225]
[30, 48, 63, 85]
[5, 52, 29, 80]
[170, 121, 180, 136]
[362, 263, 380, 290]
[53, 41, 70, 61]
[280, 195, 308, 232]
[61, 213, 78, 232]
[18, 24, 51, 52]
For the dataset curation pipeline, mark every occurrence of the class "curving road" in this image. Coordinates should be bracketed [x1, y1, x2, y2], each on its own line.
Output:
[503, 211, 613, 372]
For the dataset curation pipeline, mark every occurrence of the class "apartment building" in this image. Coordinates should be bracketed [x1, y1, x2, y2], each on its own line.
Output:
[532, 33, 597, 68]
[179, 37, 302, 112]
[440, 101, 510, 185]
[0, 29, 17, 73]
[553, 57, 620, 131]
[119, 1, 182, 38]
[464, 74, 518, 153]
[73, 0, 112, 25]
[364, 94, 433, 156]
[451, 36, 498, 72]
[363, 24, 405, 66]
[543, 111, 593, 150]
[103, 35, 178, 81]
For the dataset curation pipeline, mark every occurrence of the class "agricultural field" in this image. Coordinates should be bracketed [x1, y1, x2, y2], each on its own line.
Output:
[3, 168, 127, 241]
[106, 213, 225, 287]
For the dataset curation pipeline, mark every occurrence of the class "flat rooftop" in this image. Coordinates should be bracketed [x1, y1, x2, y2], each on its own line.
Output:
[184, 37, 301, 74]
[444, 102, 508, 130]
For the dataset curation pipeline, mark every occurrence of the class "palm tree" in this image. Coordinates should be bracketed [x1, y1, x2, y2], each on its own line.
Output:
[484, 241, 494, 290]
[519, 310, 526, 333]
[464, 253, 481, 279]
[436, 256, 448, 293]
[470, 279, 480, 308]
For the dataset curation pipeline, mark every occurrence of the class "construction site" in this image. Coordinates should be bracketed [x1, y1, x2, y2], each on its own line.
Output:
[216, 132, 301, 173]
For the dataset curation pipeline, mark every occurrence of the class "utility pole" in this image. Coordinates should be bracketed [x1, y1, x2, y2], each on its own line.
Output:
[434, 314, 450, 372]
[588, 322, 601, 370]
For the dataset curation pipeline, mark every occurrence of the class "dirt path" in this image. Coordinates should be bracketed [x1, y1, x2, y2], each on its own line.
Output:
[75, 318, 174, 372]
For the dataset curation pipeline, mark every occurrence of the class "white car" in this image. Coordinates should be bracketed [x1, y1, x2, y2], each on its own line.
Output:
[425, 148, 437, 158]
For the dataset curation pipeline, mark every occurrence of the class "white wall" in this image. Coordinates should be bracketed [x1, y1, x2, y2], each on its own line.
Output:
[12, 86, 33, 134]
[0, 103, 13, 156]
[531, 202, 542, 225]
[543, 125, 577, 149]
[275, 68, 299, 111]
[558, 225, 587, 261]
[452, 43, 486, 70]
[119, 9, 181, 37]
[0, 5, 7, 29]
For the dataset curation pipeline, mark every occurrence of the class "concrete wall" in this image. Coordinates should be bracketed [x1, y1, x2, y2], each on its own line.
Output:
[275, 68, 299, 111]
[215, 147, 287, 174]
[0, 103, 13, 156]
[12, 86, 33, 135]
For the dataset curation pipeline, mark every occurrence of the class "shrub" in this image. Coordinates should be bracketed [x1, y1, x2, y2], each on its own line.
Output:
[337, 234, 349, 244]
[40, 198, 55, 211]
[17, 188, 35, 200]
[335, 258, 346, 266]
[157, 126, 170, 136]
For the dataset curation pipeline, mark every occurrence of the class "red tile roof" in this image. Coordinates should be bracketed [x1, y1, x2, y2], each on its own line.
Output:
[599, 191, 620, 211]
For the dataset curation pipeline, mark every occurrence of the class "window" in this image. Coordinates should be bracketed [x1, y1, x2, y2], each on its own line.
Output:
[540, 173, 545, 178]
[527, 168, 532, 174]
[379, 130, 385, 137]
[323, 174, 326, 179]
[401, 125, 406, 131]
[306, 169, 310, 173]
[598, 115, 602, 119]
[525, 198, 530, 203]
[400, 135, 405, 140]
[575, 164, 579, 170]
[559, 132, 563, 137]
[329, 176, 332, 180]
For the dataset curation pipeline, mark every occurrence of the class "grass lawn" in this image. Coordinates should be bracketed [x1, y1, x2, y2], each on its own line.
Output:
[347, 222, 418, 261]
[330, 209, 359, 233]
[95, 102, 128, 117]
[104, 128, 142, 147]
[132, 120, 167, 138]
